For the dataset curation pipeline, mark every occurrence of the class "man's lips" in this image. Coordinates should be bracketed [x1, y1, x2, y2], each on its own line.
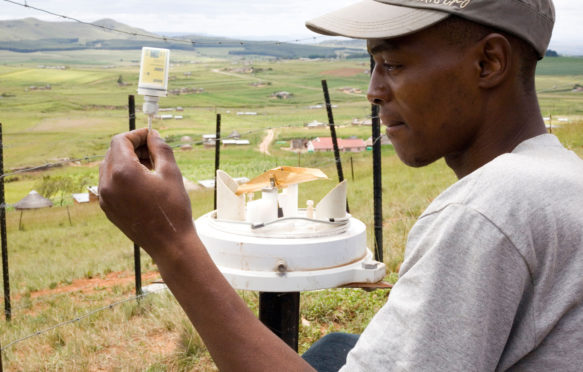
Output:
[381, 119, 406, 136]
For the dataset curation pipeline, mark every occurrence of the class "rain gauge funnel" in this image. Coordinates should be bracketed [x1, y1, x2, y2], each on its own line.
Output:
[195, 169, 386, 292]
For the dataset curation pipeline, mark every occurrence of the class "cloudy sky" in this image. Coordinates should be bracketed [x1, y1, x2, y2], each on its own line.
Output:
[1, 0, 582, 54]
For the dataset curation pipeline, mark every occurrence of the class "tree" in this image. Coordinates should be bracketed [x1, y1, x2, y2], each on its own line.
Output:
[35, 175, 92, 206]
[545, 49, 559, 57]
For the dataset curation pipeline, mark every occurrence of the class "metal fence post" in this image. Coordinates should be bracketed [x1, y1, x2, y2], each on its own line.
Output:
[321, 80, 349, 213]
[0, 123, 11, 321]
[214, 114, 221, 210]
[370, 57, 384, 262]
[129, 96, 142, 296]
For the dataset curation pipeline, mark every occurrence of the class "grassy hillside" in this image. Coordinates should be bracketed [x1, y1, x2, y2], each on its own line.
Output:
[0, 18, 349, 58]
[0, 18, 155, 41]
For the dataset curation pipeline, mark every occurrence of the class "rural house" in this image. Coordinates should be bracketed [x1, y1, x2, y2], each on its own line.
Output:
[223, 139, 250, 147]
[72, 186, 99, 204]
[202, 134, 216, 147]
[307, 137, 366, 153]
[272, 91, 293, 99]
[291, 138, 310, 150]
[305, 120, 326, 129]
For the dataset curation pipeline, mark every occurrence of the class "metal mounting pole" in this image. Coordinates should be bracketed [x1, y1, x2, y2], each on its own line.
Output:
[259, 292, 300, 352]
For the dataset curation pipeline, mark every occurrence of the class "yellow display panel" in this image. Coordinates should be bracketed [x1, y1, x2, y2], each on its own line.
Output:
[138, 47, 170, 93]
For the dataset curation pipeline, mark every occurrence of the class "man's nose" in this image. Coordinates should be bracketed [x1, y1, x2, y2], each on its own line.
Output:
[367, 64, 390, 106]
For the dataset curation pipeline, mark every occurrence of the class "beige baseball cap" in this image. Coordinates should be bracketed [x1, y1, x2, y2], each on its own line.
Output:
[306, 0, 555, 58]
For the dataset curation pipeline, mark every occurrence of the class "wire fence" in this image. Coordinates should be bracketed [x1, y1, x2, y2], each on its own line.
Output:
[0, 95, 387, 369]
[0, 285, 169, 353]
[0, 3, 382, 363]
[2, 0, 328, 47]
[0, 132, 377, 359]
[0, 118, 385, 181]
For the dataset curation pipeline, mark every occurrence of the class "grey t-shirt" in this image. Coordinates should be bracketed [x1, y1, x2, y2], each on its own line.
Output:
[342, 134, 583, 371]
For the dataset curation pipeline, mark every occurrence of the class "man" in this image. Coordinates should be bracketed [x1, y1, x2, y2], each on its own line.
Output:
[99, 0, 583, 370]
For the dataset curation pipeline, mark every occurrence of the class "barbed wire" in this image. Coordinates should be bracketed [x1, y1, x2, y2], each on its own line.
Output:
[0, 155, 105, 179]
[0, 285, 168, 352]
[2, 0, 328, 47]
[0, 277, 150, 315]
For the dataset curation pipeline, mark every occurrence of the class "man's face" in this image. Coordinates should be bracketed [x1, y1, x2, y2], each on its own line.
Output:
[367, 28, 482, 169]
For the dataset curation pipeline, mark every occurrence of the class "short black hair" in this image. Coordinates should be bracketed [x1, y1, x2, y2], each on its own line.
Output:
[436, 15, 538, 92]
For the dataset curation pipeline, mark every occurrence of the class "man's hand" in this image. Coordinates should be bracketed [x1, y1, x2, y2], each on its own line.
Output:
[98, 128, 195, 258]
[98, 129, 315, 371]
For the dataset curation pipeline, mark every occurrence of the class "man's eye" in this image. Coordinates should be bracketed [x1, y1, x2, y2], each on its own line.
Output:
[383, 63, 401, 71]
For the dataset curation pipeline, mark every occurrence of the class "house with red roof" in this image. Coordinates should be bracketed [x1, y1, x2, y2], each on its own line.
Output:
[307, 137, 366, 153]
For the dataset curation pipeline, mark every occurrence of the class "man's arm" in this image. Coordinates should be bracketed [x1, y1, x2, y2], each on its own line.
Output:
[99, 129, 314, 372]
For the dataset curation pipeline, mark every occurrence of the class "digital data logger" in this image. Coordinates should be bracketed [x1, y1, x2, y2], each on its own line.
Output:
[137, 47, 170, 130]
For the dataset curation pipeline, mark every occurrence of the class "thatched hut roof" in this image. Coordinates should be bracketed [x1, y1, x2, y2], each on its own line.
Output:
[13, 190, 53, 210]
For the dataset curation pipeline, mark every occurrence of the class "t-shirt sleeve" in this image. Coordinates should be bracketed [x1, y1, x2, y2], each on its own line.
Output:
[341, 204, 531, 372]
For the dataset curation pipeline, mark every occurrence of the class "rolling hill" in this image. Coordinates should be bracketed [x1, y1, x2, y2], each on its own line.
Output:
[0, 18, 358, 58]
[0, 17, 155, 41]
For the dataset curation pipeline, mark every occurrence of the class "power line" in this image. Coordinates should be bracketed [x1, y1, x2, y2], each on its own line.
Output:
[2, 0, 326, 47]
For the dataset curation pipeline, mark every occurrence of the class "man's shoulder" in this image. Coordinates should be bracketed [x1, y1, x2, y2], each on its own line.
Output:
[424, 134, 583, 218]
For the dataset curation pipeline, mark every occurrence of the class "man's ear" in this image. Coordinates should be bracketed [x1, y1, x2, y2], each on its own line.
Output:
[476, 33, 512, 89]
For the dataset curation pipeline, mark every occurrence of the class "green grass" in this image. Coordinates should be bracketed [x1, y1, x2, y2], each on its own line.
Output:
[0, 52, 581, 370]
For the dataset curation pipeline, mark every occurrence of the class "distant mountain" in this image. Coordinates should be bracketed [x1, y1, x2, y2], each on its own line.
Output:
[0, 17, 155, 41]
[0, 18, 347, 59]
[318, 39, 366, 49]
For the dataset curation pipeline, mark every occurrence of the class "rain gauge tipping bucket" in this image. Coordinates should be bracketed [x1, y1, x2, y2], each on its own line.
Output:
[194, 168, 386, 292]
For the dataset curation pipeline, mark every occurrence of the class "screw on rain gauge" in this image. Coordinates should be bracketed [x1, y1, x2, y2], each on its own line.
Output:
[137, 47, 170, 131]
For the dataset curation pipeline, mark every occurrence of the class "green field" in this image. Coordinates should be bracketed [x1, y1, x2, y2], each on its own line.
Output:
[0, 49, 582, 370]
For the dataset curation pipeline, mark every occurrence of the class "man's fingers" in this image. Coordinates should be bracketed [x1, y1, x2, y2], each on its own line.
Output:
[147, 130, 181, 178]
[98, 150, 109, 209]
[108, 129, 149, 165]
[100, 130, 150, 205]
[123, 128, 149, 150]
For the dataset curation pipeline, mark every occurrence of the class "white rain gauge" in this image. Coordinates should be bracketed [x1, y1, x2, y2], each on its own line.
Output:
[195, 167, 386, 292]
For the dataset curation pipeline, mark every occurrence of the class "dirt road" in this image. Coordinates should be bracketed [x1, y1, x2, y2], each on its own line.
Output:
[259, 129, 274, 155]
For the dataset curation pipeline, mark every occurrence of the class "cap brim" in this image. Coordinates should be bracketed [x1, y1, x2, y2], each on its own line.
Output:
[306, 0, 449, 40]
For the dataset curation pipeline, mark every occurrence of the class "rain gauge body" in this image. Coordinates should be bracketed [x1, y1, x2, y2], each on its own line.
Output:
[194, 167, 386, 292]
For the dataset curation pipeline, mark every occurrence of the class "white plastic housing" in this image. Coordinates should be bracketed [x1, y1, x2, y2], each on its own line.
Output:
[195, 211, 386, 292]
[142, 95, 159, 116]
